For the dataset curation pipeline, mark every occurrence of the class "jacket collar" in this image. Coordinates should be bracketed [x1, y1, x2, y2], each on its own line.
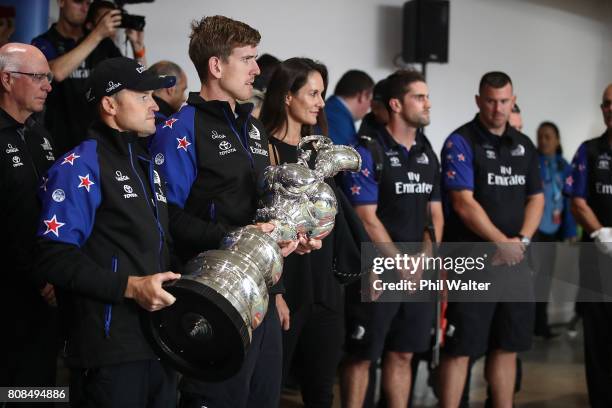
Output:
[187, 92, 254, 122]
[87, 121, 144, 157]
[0, 107, 21, 131]
[597, 131, 612, 152]
[377, 125, 427, 154]
[327, 95, 353, 119]
[471, 114, 519, 147]
[0, 107, 42, 132]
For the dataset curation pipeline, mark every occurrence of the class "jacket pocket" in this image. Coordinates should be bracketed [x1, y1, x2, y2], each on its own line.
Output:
[103, 256, 118, 338]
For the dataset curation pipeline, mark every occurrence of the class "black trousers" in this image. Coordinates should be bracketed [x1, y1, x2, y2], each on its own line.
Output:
[582, 302, 612, 408]
[180, 301, 282, 408]
[1, 306, 59, 408]
[69, 359, 177, 408]
[282, 303, 344, 408]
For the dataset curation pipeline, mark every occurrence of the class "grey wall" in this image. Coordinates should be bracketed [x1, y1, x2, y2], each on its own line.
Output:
[50, 0, 612, 156]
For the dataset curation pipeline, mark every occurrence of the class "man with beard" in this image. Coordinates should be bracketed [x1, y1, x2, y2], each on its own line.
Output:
[340, 70, 443, 408]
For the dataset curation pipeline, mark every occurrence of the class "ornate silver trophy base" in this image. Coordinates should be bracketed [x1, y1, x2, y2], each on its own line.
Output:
[142, 136, 361, 381]
[143, 274, 250, 381]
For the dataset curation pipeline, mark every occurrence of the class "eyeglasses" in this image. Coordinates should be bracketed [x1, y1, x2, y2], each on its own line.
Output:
[7, 71, 54, 84]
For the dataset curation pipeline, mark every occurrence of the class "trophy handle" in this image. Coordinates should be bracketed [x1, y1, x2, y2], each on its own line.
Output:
[298, 134, 334, 151]
[297, 135, 333, 167]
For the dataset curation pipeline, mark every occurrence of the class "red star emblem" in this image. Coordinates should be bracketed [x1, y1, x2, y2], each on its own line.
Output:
[362, 168, 370, 178]
[565, 175, 573, 186]
[457, 153, 465, 162]
[350, 185, 361, 195]
[177, 136, 191, 151]
[43, 215, 65, 237]
[446, 170, 456, 179]
[78, 174, 95, 192]
[446, 140, 453, 148]
[40, 176, 48, 191]
[163, 118, 178, 129]
[62, 153, 80, 166]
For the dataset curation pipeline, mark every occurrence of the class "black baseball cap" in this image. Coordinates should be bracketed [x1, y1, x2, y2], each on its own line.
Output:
[86, 57, 176, 103]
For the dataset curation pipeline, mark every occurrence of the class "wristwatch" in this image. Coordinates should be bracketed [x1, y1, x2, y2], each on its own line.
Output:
[518, 234, 531, 247]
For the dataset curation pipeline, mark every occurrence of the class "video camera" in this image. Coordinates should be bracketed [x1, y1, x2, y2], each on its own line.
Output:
[114, 0, 154, 31]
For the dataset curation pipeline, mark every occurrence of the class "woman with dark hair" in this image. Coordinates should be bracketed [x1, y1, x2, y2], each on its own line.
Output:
[533, 121, 577, 338]
[260, 57, 329, 139]
[260, 57, 352, 407]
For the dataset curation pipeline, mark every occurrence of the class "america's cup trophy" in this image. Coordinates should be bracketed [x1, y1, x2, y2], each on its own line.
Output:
[142, 135, 361, 381]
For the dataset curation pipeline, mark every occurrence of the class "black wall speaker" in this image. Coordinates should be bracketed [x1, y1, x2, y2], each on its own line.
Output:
[402, 0, 450, 63]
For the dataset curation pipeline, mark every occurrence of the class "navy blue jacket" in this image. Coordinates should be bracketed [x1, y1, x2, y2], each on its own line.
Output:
[36, 121, 172, 368]
[325, 95, 356, 146]
[150, 93, 271, 261]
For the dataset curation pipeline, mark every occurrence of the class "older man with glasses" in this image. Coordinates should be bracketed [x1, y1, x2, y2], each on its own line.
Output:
[0, 42, 58, 402]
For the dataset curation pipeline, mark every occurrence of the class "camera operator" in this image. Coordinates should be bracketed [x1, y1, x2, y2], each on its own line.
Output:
[32, 0, 147, 156]
[86, 1, 146, 66]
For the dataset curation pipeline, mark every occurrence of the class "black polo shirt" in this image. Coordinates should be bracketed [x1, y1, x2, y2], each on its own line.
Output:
[441, 114, 542, 242]
[341, 126, 441, 242]
[565, 132, 612, 228]
[32, 24, 122, 156]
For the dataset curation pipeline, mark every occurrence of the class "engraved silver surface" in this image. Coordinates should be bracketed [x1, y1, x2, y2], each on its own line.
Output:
[256, 135, 361, 241]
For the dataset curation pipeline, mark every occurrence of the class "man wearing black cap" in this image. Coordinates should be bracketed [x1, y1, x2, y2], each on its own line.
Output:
[35, 57, 181, 408]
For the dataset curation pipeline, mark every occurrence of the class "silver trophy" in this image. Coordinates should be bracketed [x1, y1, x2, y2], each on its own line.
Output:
[143, 135, 361, 381]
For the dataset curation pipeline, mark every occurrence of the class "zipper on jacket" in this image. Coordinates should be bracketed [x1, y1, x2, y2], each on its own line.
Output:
[18, 127, 41, 181]
[147, 158, 166, 272]
[222, 108, 254, 167]
[209, 202, 216, 221]
[128, 143, 165, 272]
[104, 256, 118, 338]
